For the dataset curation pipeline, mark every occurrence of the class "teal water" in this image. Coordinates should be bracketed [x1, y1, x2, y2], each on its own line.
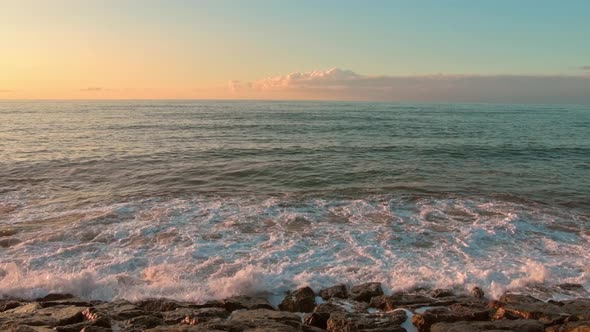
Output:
[0, 101, 588, 301]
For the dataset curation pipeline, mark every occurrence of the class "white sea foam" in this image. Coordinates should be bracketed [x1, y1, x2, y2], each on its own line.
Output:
[0, 195, 588, 302]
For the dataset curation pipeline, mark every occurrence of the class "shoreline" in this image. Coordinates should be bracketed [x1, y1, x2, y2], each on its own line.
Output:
[1, 283, 589, 331]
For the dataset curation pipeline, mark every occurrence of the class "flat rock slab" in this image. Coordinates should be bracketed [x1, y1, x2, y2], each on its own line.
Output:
[430, 319, 544, 332]
[231, 308, 302, 328]
[545, 320, 590, 332]
[326, 311, 406, 332]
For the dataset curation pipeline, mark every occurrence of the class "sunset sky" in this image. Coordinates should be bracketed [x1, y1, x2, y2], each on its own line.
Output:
[2, 0, 590, 102]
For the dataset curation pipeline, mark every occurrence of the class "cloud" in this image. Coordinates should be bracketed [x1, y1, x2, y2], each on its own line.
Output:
[230, 68, 590, 104]
[580, 66, 590, 71]
[0, 89, 14, 93]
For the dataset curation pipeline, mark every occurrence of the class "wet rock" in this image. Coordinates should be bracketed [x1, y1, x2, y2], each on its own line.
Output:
[326, 311, 406, 332]
[222, 296, 274, 312]
[0, 237, 21, 248]
[431, 289, 454, 298]
[36, 294, 75, 302]
[230, 309, 302, 329]
[136, 298, 183, 312]
[35, 305, 88, 326]
[304, 303, 347, 329]
[560, 299, 590, 320]
[350, 283, 384, 303]
[546, 320, 590, 332]
[319, 285, 348, 301]
[173, 307, 229, 325]
[492, 300, 569, 325]
[95, 300, 150, 320]
[0, 301, 22, 312]
[279, 287, 316, 313]
[430, 319, 544, 332]
[125, 315, 163, 329]
[369, 293, 435, 311]
[498, 293, 544, 305]
[412, 304, 492, 332]
[0, 228, 18, 237]
[470, 287, 485, 299]
[558, 283, 585, 292]
[80, 327, 113, 332]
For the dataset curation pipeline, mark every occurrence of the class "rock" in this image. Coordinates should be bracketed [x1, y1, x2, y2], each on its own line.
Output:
[135, 298, 184, 312]
[0, 229, 18, 237]
[95, 300, 149, 320]
[326, 311, 406, 332]
[498, 293, 543, 305]
[230, 309, 302, 329]
[431, 289, 454, 298]
[125, 315, 163, 329]
[0, 238, 21, 248]
[222, 296, 274, 312]
[175, 307, 229, 325]
[80, 327, 113, 332]
[81, 308, 111, 328]
[470, 287, 485, 299]
[304, 303, 347, 329]
[35, 305, 88, 326]
[319, 285, 348, 301]
[492, 300, 570, 325]
[0, 301, 22, 312]
[560, 299, 590, 320]
[369, 293, 436, 311]
[546, 320, 590, 332]
[279, 287, 316, 313]
[350, 283, 384, 303]
[36, 294, 75, 302]
[412, 304, 492, 332]
[430, 319, 544, 332]
[558, 283, 586, 292]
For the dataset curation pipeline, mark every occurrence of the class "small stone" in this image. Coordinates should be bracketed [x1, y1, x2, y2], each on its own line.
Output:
[279, 287, 316, 313]
[349, 282, 384, 302]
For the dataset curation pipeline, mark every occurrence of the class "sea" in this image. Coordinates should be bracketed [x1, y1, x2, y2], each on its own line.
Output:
[0, 100, 589, 303]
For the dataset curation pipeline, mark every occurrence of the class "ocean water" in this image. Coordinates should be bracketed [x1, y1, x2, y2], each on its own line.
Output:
[0, 100, 589, 303]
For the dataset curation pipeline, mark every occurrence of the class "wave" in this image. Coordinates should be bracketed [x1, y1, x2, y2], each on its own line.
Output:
[1, 194, 588, 302]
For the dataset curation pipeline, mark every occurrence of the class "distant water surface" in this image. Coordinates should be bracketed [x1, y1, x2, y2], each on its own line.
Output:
[0, 101, 589, 301]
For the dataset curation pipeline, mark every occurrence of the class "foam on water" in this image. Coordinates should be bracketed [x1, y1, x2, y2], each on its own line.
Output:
[1, 194, 588, 302]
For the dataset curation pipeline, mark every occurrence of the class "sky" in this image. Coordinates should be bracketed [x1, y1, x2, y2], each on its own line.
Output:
[1, 0, 590, 102]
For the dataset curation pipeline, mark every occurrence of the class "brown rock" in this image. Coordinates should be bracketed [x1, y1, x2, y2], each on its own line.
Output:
[493, 301, 570, 325]
[0, 301, 22, 312]
[135, 298, 183, 312]
[319, 285, 348, 301]
[222, 296, 274, 312]
[326, 311, 406, 332]
[0, 238, 21, 248]
[279, 287, 316, 313]
[546, 320, 590, 332]
[412, 304, 492, 332]
[498, 293, 543, 305]
[369, 293, 435, 311]
[470, 287, 485, 299]
[34, 305, 88, 326]
[350, 283, 384, 303]
[36, 294, 75, 302]
[125, 315, 163, 329]
[230, 309, 302, 329]
[304, 303, 347, 329]
[561, 299, 590, 320]
[431, 289, 454, 298]
[430, 319, 544, 332]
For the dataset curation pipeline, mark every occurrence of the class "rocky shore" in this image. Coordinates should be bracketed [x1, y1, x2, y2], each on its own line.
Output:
[1, 283, 589, 332]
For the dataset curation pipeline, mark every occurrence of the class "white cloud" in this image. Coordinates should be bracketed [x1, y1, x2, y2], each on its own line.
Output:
[231, 68, 590, 104]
